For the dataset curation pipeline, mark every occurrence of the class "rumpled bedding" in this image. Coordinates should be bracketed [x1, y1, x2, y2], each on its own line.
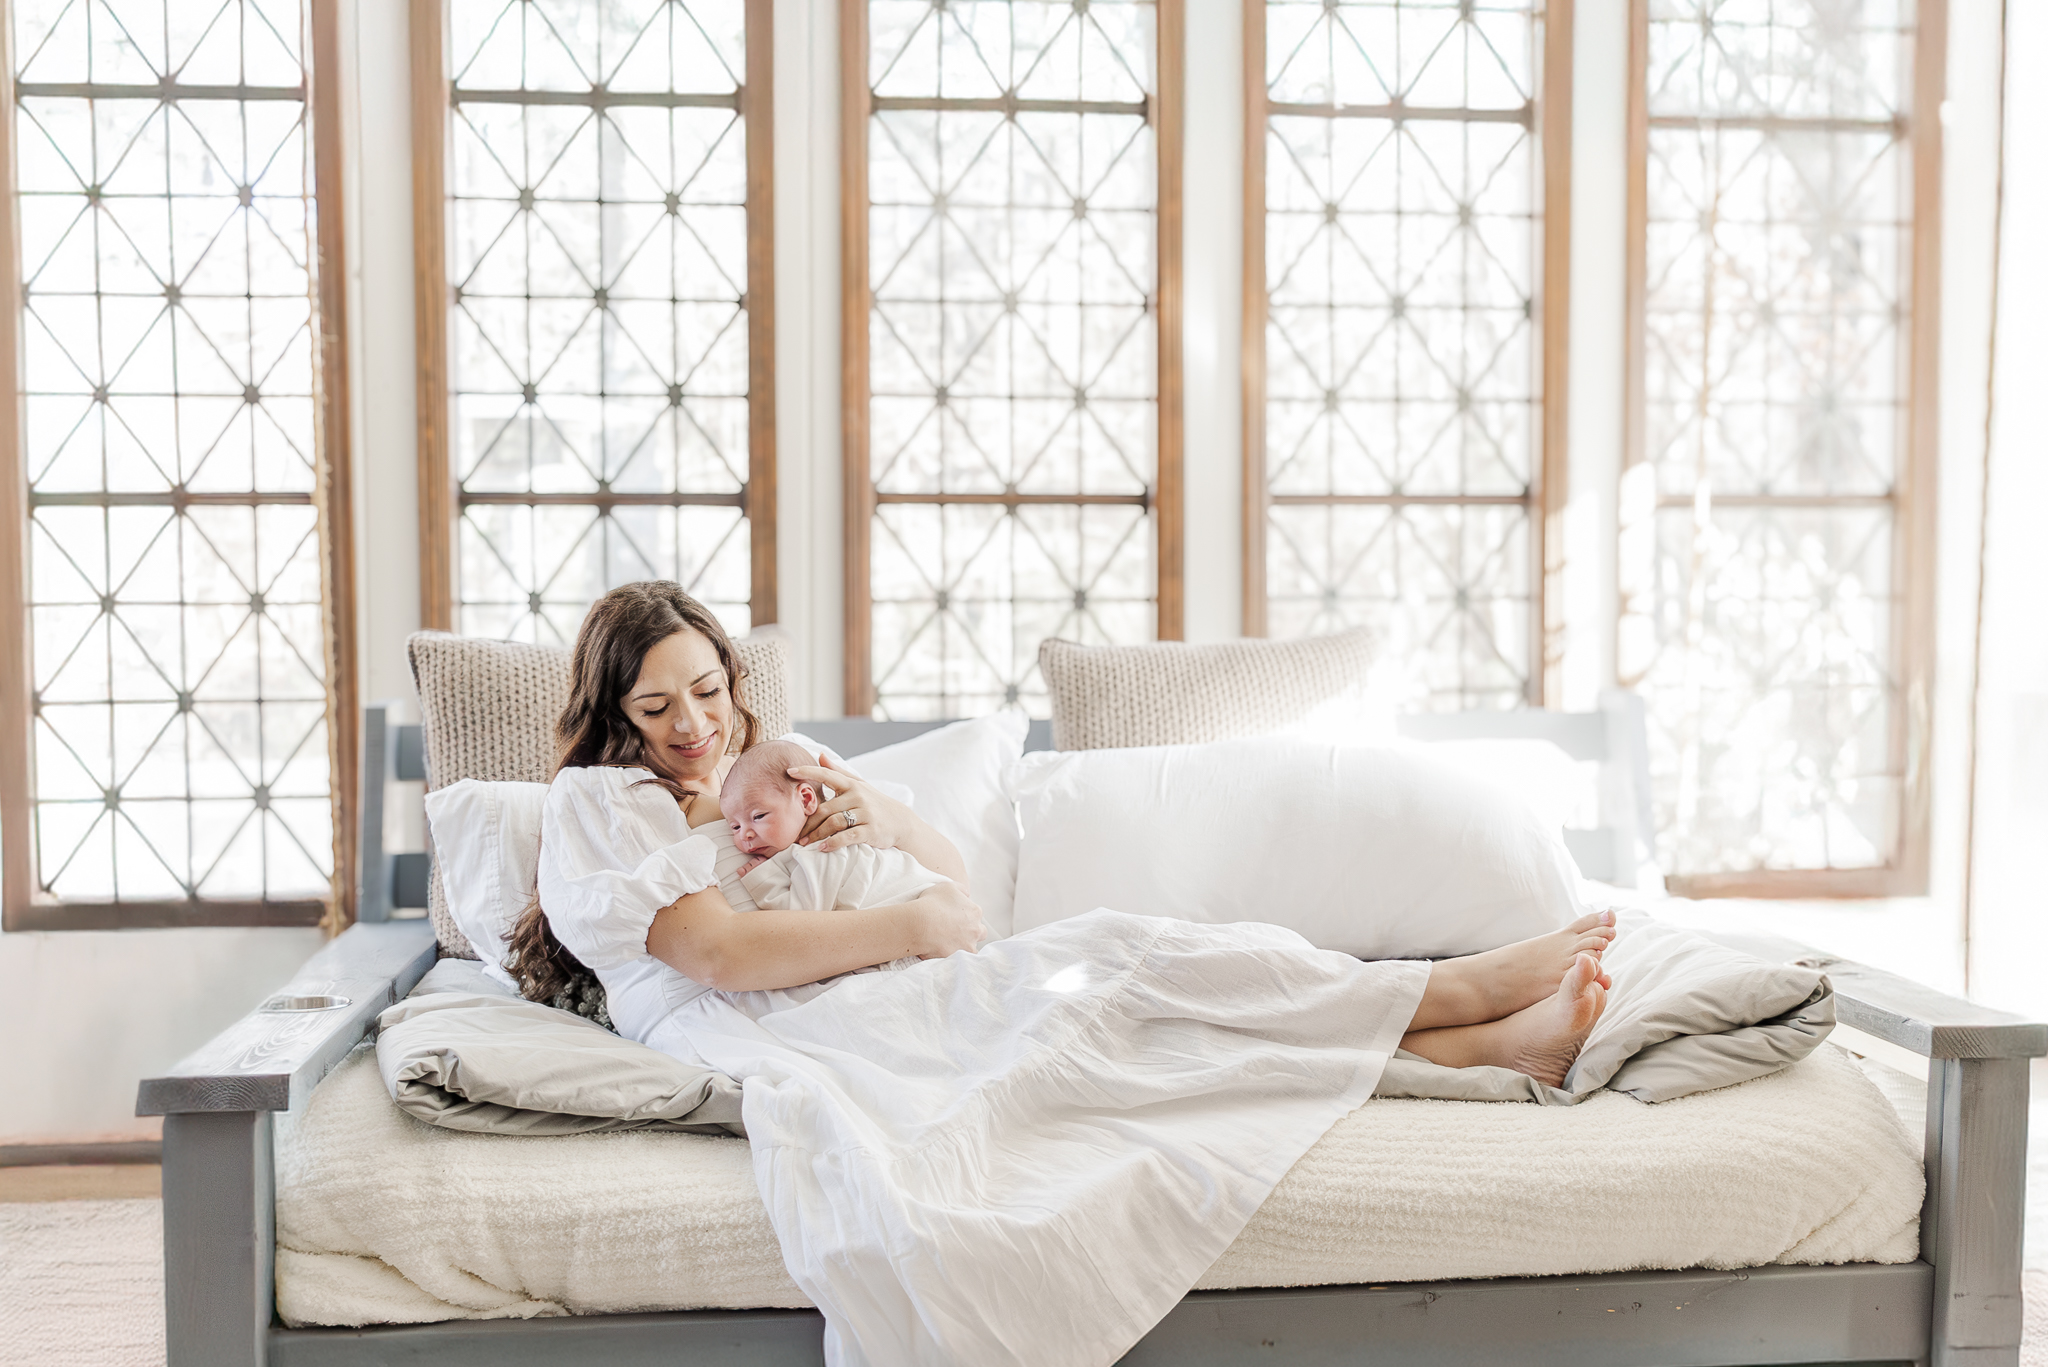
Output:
[376, 988, 743, 1137]
[1377, 913, 1836, 1105]
[371, 914, 1835, 1143]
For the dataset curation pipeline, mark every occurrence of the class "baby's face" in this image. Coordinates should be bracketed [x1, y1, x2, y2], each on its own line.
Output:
[727, 781, 816, 859]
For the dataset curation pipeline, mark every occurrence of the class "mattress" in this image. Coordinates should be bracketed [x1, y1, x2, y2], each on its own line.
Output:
[272, 1037, 1923, 1327]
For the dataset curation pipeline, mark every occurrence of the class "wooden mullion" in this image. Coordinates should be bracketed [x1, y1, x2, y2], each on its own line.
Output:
[1271, 493, 1536, 507]
[872, 94, 1147, 116]
[841, 0, 873, 716]
[745, 0, 776, 628]
[411, 0, 454, 633]
[1154, 0, 1184, 642]
[459, 491, 746, 508]
[1240, 0, 1267, 638]
[0, 4, 31, 931]
[1620, 0, 1649, 490]
[875, 493, 1151, 507]
[1535, 0, 1572, 707]
[309, 0, 357, 935]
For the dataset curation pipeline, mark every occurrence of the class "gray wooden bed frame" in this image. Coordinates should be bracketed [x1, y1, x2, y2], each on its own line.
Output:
[140, 711, 2044, 1367]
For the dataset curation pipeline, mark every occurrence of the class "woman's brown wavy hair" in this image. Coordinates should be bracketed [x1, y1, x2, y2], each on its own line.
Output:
[505, 581, 760, 1011]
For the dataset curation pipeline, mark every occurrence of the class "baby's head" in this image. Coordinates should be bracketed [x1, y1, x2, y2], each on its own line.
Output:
[723, 740, 822, 859]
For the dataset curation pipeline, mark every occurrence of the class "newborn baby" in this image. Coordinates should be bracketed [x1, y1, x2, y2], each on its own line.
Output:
[721, 740, 949, 973]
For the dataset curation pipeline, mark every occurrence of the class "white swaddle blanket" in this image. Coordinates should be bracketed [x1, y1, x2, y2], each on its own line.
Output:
[736, 844, 945, 975]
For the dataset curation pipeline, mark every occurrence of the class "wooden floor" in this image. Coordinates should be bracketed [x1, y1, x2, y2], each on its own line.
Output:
[0, 1164, 162, 1202]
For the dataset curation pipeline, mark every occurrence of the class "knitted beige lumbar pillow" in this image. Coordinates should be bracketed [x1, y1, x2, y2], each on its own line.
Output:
[1037, 628, 1376, 751]
[406, 628, 792, 960]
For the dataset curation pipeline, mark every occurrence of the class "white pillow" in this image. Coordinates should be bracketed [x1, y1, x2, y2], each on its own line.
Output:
[847, 712, 1030, 938]
[1007, 737, 1586, 958]
[421, 778, 548, 989]
[1399, 737, 1588, 835]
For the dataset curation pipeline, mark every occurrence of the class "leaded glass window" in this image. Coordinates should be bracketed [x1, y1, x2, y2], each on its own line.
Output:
[8, 0, 337, 917]
[1619, 0, 1928, 887]
[444, 0, 761, 644]
[850, 0, 1176, 719]
[1249, 0, 1549, 711]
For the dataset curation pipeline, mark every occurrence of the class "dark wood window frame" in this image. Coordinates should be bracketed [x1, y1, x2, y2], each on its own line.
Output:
[1239, 0, 1573, 708]
[0, 0, 357, 932]
[839, 0, 1187, 716]
[409, 0, 779, 638]
[1620, 0, 1944, 900]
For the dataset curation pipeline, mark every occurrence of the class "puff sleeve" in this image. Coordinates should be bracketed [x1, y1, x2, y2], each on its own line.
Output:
[537, 768, 718, 971]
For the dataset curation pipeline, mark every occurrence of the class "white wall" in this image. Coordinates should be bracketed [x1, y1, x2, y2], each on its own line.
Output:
[1559, 0, 1626, 712]
[1181, 0, 1245, 644]
[775, 1, 846, 719]
[352, 0, 423, 708]
[0, 928, 324, 1143]
[1962, 0, 2048, 1019]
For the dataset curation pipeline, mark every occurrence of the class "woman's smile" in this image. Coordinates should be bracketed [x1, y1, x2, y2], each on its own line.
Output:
[670, 731, 719, 761]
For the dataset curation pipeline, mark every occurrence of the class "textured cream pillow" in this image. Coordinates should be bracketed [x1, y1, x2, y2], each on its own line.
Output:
[407, 628, 791, 959]
[1037, 628, 1375, 751]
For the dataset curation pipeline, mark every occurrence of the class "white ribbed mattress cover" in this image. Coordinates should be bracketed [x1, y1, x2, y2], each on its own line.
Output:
[273, 1038, 1921, 1327]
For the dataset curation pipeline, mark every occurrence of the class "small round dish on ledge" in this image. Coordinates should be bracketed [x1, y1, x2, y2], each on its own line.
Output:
[259, 994, 352, 1012]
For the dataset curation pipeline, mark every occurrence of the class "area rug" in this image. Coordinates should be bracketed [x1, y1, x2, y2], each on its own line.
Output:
[0, 1199, 163, 1367]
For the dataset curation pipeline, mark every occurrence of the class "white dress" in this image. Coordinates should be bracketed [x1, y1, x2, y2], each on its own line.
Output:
[536, 764, 1430, 1367]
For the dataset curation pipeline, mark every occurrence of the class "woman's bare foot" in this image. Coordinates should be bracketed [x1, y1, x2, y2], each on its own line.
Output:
[1400, 951, 1609, 1086]
[1408, 910, 1616, 1031]
[1495, 951, 1608, 1086]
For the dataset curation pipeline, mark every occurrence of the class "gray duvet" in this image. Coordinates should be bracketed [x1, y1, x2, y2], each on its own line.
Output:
[1377, 913, 1834, 1104]
[376, 973, 744, 1137]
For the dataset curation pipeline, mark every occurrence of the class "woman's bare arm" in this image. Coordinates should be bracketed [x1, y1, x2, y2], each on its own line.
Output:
[645, 879, 985, 992]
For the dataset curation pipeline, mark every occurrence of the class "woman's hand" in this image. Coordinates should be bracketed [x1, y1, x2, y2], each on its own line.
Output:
[788, 751, 971, 885]
[910, 880, 987, 958]
[790, 754, 911, 852]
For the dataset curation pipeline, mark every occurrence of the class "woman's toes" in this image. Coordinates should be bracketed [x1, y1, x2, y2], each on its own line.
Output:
[1562, 949, 1595, 990]
[1569, 933, 1616, 965]
[1566, 910, 1615, 934]
[1562, 953, 1608, 1029]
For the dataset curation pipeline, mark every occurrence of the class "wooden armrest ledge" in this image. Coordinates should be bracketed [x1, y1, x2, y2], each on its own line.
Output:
[1703, 929, 2047, 1060]
[136, 920, 438, 1116]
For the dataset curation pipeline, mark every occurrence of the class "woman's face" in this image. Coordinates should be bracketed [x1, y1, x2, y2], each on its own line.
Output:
[621, 628, 734, 787]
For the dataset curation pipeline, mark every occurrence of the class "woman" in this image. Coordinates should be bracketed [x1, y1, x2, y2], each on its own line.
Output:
[512, 582, 1614, 1367]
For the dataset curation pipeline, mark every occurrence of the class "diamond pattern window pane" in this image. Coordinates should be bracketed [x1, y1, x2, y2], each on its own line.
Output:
[1621, 0, 1915, 878]
[865, 0, 1160, 719]
[449, 0, 753, 644]
[1260, 0, 1539, 710]
[12, 0, 336, 907]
